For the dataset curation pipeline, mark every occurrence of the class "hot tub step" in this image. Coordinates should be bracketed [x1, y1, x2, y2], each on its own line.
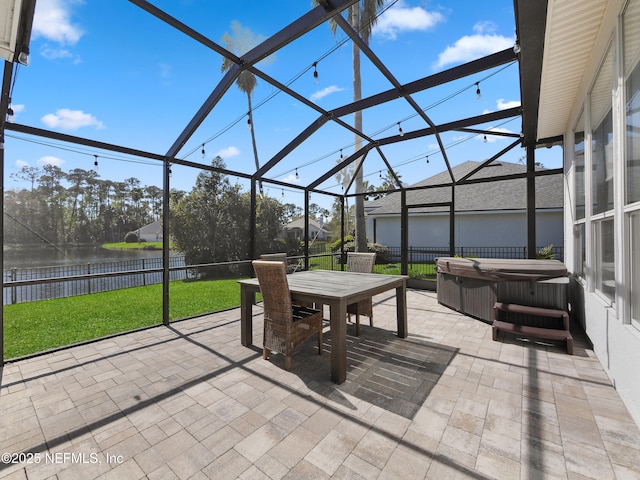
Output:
[492, 302, 573, 354]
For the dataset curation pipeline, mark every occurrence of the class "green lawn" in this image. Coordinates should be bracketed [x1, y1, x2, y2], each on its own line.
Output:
[3, 261, 434, 360]
[308, 256, 437, 280]
[102, 241, 164, 250]
[3, 278, 244, 359]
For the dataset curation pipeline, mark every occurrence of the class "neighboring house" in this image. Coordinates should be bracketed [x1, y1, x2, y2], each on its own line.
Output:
[283, 217, 328, 242]
[533, 0, 640, 426]
[135, 220, 163, 242]
[365, 160, 563, 252]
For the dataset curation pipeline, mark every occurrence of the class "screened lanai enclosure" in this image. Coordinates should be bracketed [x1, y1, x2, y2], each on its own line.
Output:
[0, 0, 562, 361]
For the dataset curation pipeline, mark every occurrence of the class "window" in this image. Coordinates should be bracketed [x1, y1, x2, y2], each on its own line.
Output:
[575, 127, 586, 220]
[574, 223, 586, 280]
[632, 213, 640, 327]
[589, 45, 615, 303]
[594, 218, 615, 303]
[625, 0, 640, 327]
[625, 0, 640, 205]
[574, 112, 586, 281]
[591, 47, 614, 216]
[592, 109, 614, 214]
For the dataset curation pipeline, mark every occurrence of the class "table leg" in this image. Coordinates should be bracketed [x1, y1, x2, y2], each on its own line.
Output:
[240, 285, 254, 346]
[396, 282, 408, 338]
[330, 300, 347, 384]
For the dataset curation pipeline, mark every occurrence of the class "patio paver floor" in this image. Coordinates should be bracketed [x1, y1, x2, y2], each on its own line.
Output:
[1, 289, 640, 479]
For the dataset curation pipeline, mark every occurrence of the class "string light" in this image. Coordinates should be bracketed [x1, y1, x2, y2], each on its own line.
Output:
[93, 154, 99, 169]
[247, 116, 252, 130]
[475, 82, 481, 99]
[379, 170, 382, 178]
[6, 103, 15, 123]
[426, 155, 429, 164]
[281, 188, 284, 198]
[483, 134, 488, 143]
[312, 62, 318, 84]
[295, 167, 299, 179]
[398, 122, 404, 137]
[201, 143, 205, 159]
[340, 149, 343, 160]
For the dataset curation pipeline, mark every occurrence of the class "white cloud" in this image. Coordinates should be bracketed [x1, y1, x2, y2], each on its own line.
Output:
[15, 160, 29, 168]
[215, 146, 240, 159]
[473, 21, 498, 35]
[38, 156, 65, 167]
[40, 45, 74, 60]
[434, 22, 514, 69]
[497, 99, 520, 110]
[159, 62, 172, 78]
[8, 104, 25, 121]
[310, 85, 344, 101]
[41, 108, 105, 130]
[33, 0, 84, 45]
[283, 174, 300, 184]
[373, 0, 444, 40]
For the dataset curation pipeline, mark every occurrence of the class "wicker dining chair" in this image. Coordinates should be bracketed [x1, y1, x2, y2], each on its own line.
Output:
[260, 252, 288, 270]
[346, 252, 377, 336]
[252, 260, 323, 371]
[260, 253, 311, 306]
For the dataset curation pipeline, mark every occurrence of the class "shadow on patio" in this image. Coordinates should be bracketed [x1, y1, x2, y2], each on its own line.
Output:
[1, 289, 639, 479]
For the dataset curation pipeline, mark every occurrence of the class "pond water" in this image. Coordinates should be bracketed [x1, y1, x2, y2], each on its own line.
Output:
[3, 245, 186, 305]
[3, 245, 176, 269]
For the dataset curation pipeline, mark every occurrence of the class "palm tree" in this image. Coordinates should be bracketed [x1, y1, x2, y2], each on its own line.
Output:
[318, 1, 385, 251]
[221, 21, 265, 194]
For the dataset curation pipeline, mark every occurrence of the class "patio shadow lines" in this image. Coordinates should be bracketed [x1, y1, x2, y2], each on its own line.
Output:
[0, 314, 466, 478]
[2, 290, 638, 478]
[274, 326, 458, 420]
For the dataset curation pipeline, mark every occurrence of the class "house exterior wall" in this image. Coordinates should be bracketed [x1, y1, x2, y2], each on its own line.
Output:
[563, 0, 640, 426]
[285, 225, 326, 241]
[137, 220, 163, 242]
[368, 210, 563, 250]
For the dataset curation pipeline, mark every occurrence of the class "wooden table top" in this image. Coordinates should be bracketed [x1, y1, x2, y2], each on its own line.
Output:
[239, 269, 407, 303]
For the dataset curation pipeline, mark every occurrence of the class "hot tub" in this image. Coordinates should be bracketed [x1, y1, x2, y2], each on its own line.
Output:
[436, 257, 569, 324]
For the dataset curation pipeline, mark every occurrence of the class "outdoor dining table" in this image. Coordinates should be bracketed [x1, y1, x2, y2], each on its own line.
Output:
[238, 269, 409, 384]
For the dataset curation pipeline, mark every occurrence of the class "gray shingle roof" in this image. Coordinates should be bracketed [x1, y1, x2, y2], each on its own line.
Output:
[366, 161, 563, 215]
[285, 217, 327, 231]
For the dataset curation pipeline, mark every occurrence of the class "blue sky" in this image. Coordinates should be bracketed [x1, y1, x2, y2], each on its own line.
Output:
[4, 0, 562, 211]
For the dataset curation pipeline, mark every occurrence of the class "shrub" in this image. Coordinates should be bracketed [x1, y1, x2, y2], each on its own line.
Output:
[536, 244, 556, 259]
[124, 231, 139, 243]
[334, 241, 390, 264]
[331, 235, 353, 252]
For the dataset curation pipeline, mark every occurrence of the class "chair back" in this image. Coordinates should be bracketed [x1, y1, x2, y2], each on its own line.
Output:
[252, 260, 292, 324]
[259, 253, 287, 265]
[347, 252, 376, 273]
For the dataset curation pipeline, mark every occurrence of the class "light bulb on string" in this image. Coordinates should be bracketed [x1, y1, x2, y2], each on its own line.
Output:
[475, 82, 481, 99]
[483, 134, 488, 143]
[398, 122, 404, 137]
[295, 168, 299, 180]
[201, 144, 205, 159]
[426, 155, 429, 164]
[340, 149, 343, 160]
[6, 105, 15, 123]
[312, 62, 318, 84]
[281, 188, 284, 198]
[379, 170, 382, 179]
[247, 117, 252, 130]
[93, 155, 99, 169]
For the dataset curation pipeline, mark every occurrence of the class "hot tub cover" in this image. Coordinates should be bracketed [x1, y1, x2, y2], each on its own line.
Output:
[436, 257, 568, 282]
